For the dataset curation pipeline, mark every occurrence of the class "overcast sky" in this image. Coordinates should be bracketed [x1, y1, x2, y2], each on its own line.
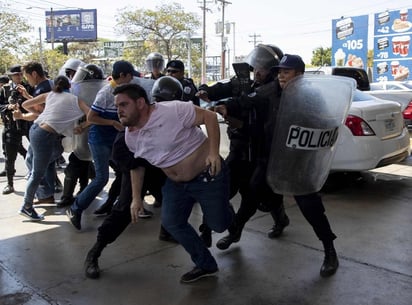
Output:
[8, 0, 412, 63]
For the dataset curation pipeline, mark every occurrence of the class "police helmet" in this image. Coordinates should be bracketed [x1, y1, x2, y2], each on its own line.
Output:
[146, 52, 165, 72]
[72, 64, 104, 83]
[151, 76, 183, 102]
[63, 58, 83, 71]
[245, 44, 284, 71]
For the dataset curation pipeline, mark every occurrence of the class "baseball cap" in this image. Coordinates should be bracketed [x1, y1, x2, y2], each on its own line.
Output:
[272, 54, 305, 73]
[112, 60, 140, 77]
[166, 60, 185, 71]
[7, 65, 23, 75]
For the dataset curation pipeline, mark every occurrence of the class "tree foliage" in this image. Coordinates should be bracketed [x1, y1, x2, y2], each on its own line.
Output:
[310, 47, 332, 66]
[115, 2, 201, 77]
[0, 5, 32, 72]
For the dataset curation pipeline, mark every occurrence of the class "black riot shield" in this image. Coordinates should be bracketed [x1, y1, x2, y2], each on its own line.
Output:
[267, 75, 356, 195]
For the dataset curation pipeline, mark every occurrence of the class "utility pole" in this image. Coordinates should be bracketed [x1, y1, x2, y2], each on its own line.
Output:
[248, 33, 262, 47]
[38, 27, 44, 66]
[216, 0, 231, 79]
[198, 0, 213, 84]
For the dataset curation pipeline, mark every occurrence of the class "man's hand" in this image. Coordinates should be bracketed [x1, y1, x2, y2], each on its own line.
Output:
[206, 154, 221, 176]
[130, 198, 145, 223]
[196, 90, 211, 102]
[12, 109, 23, 120]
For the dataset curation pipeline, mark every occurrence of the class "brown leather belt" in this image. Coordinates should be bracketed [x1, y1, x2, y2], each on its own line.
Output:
[39, 123, 57, 134]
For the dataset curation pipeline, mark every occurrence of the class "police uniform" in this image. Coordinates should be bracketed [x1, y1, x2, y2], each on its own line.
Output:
[198, 75, 288, 243]
[0, 69, 33, 194]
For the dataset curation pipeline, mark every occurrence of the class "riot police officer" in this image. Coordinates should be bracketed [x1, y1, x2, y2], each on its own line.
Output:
[197, 44, 290, 249]
[165, 60, 200, 106]
[144, 52, 165, 80]
[0, 65, 33, 194]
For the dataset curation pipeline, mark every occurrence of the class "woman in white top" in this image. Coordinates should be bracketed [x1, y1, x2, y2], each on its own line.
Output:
[19, 75, 90, 221]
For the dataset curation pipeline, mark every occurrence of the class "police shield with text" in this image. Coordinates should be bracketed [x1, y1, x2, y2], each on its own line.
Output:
[267, 74, 356, 195]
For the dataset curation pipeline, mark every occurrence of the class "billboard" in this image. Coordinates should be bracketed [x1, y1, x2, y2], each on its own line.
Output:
[45, 9, 97, 42]
[373, 9, 411, 82]
[332, 15, 368, 69]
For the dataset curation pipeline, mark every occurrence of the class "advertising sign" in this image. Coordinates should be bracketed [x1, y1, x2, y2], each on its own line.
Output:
[45, 9, 97, 42]
[103, 41, 124, 58]
[373, 9, 412, 82]
[332, 15, 368, 69]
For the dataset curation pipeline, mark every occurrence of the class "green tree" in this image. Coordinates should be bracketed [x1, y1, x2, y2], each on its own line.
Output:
[0, 4, 32, 72]
[310, 47, 332, 66]
[115, 2, 201, 80]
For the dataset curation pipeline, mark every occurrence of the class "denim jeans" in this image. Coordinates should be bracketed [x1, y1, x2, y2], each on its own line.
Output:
[23, 124, 61, 208]
[72, 143, 112, 214]
[161, 163, 233, 271]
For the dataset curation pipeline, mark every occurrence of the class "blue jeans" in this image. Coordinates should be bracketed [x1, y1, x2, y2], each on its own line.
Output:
[25, 145, 56, 200]
[72, 143, 112, 214]
[161, 163, 233, 271]
[23, 124, 61, 208]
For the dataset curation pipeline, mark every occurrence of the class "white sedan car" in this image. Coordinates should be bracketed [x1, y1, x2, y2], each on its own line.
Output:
[331, 89, 410, 171]
[206, 89, 410, 172]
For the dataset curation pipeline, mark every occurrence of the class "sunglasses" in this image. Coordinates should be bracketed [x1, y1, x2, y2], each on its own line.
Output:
[167, 69, 180, 74]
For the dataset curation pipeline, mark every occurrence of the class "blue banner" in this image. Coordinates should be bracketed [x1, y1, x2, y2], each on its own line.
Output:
[332, 15, 368, 69]
[45, 9, 97, 42]
[373, 9, 412, 82]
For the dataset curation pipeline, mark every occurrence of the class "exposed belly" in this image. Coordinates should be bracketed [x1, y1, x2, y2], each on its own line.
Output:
[162, 139, 209, 182]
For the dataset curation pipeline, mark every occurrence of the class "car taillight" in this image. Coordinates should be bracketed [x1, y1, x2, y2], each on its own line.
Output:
[402, 100, 412, 120]
[345, 115, 375, 136]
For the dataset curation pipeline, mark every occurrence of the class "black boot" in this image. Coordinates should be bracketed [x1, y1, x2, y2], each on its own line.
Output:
[84, 241, 106, 279]
[93, 199, 114, 216]
[216, 221, 242, 250]
[267, 203, 290, 239]
[320, 240, 339, 277]
[199, 223, 212, 248]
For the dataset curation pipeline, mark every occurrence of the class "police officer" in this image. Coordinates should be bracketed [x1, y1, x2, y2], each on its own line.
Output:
[197, 44, 290, 249]
[144, 52, 165, 80]
[60, 58, 85, 80]
[269, 54, 339, 277]
[165, 60, 200, 106]
[0, 65, 33, 194]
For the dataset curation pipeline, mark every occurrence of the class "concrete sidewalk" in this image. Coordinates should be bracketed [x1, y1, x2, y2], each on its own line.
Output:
[1, 168, 411, 304]
[1, 137, 412, 304]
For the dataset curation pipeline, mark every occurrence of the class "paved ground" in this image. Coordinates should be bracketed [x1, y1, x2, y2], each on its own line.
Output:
[0, 127, 411, 305]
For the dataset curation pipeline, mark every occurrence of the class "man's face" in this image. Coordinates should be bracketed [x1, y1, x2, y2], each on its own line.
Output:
[253, 67, 271, 84]
[10, 73, 23, 85]
[113, 73, 133, 85]
[23, 71, 36, 87]
[278, 69, 300, 89]
[114, 93, 142, 127]
[166, 68, 184, 81]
